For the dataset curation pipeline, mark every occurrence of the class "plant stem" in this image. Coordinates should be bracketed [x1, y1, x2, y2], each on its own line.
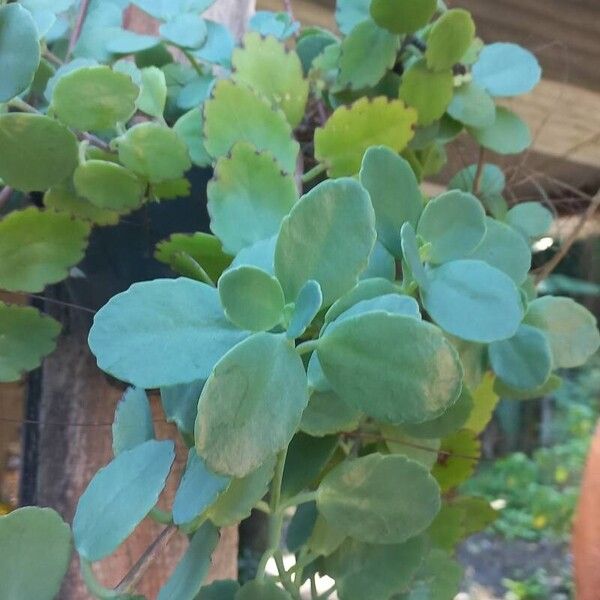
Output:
[295, 339, 318, 356]
[301, 163, 326, 184]
[316, 582, 337, 599]
[280, 490, 318, 511]
[80, 560, 121, 599]
[275, 550, 301, 599]
[43, 49, 64, 66]
[67, 0, 91, 58]
[472, 146, 486, 194]
[8, 98, 38, 114]
[179, 47, 205, 77]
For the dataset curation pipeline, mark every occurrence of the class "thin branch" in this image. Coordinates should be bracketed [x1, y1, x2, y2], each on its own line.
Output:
[534, 189, 600, 284]
[0, 186, 13, 210]
[43, 49, 64, 66]
[472, 146, 485, 195]
[283, 0, 294, 20]
[67, 0, 91, 58]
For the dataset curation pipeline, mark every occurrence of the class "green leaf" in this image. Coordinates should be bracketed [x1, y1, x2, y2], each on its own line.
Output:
[493, 373, 562, 401]
[0, 4, 40, 102]
[236, 580, 292, 600]
[0, 507, 71, 600]
[160, 380, 205, 442]
[338, 19, 399, 90]
[468, 107, 531, 155]
[315, 97, 417, 177]
[417, 190, 486, 263]
[275, 178, 376, 305]
[468, 216, 531, 284]
[432, 429, 480, 491]
[448, 163, 507, 219]
[0, 113, 78, 192]
[425, 9, 475, 71]
[157, 522, 218, 600]
[207, 456, 276, 526]
[399, 60, 453, 126]
[318, 312, 462, 423]
[159, 14, 207, 49]
[112, 387, 155, 455]
[281, 433, 338, 500]
[52, 66, 139, 131]
[463, 373, 499, 434]
[73, 439, 175, 561]
[523, 296, 600, 368]
[296, 29, 337, 74]
[196, 333, 308, 477]
[117, 122, 191, 183]
[359, 146, 423, 256]
[44, 180, 120, 226]
[399, 549, 463, 600]
[370, 0, 436, 34]
[89, 278, 248, 388]
[317, 453, 440, 543]
[489, 324, 552, 390]
[506, 201, 553, 239]
[138, 66, 167, 118]
[381, 426, 440, 469]
[300, 390, 362, 437]
[447, 81, 495, 128]
[203, 80, 299, 173]
[173, 107, 212, 167]
[307, 514, 346, 557]
[232, 32, 308, 128]
[155, 233, 232, 283]
[0, 303, 60, 382]
[207, 142, 298, 254]
[74, 160, 145, 212]
[173, 451, 230, 525]
[0, 207, 89, 293]
[473, 42, 541, 97]
[400, 222, 429, 288]
[327, 536, 425, 600]
[421, 260, 524, 342]
[197, 580, 240, 600]
[218, 266, 285, 331]
[287, 280, 323, 339]
[336, 0, 370, 34]
[287, 501, 318, 552]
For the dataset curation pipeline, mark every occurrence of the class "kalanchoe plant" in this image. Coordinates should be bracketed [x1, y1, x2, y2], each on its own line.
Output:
[1, 0, 600, 599]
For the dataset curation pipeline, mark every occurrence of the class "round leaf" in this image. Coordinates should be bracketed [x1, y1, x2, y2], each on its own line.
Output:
[316, 454, 440, 543]
[275, 178, 376, 306]
[400, 222, 428, 288]
[173, 107, 212, 167]
[197, 580, 240, 600]
[287, 279, 323, 340]
[0, 507, 71, 600]
[203, 80, 299, 173]
[73, 439, 175, 561]
[195, 333, 308, 477]
[318, 312, 462, 423]
[329, 293, 421, 328]
[0, 4, 40, 102]
[105, 29, 160, 54]
[74, 160, 144, 212]
[207, 142, 298, 254]
[432, 429, 480, 491]
[160, 381, 205, 442]
[300, 390, 362, 437]
[138, 66, 167, 118]
[338, 19, 399, 90]
[89, 278, 248, 388]
[0, 207, 90, 293]
[472, 42, 541, 97]
[218, 266, 285, 332]
[421, 259, 523, 342]
[0, 113, 78, 192]
[232, 32, 309, 128]
[52, 66, 139, 131]
[0, 303, 60, 382]
[336, 0, 370, 34]
[112, 387, 155, 455]
[159, 14, 207, 49]
[448, 163, 507, 218]
[315, 97, 417, 177]
[236, 580, 292, 600]
[489, 324, 552, 390]
[417, 190, 486, 263]
[524, 296, 600, 368]
[399, 60, 454, 126]
[425, 9, 475, 71]
[447, 81, 495, 128]
[506, 201, 553, 239]
[468, 107, 531, 155]
[117, 122, 191, 183]
[370, 0, 436, 34]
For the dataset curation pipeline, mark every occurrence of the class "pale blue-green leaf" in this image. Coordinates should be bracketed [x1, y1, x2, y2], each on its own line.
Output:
[0, 506, 71, 600]
[506, 201, 553, 239]
[112, 387, 154, 455]
[469, 216, 531, 284]
[489, 324, 552, 390]
[287, 501, 317, 552]
[335, 0, 370, 34]
[447, 81, 495, 128]
[73, 439, 175, 561]
[307, 353, 331, 393]
[249, 11, 299, 40]
[27, 7, 56, 39]
[193, 20, 234, 67]
[160, 380, 205, 442]
[417, 190, 486, 263]
[89, 278, 248, 389]
[472, 42, 541, 97]
[469, 107, 532, 155]
[157, 522, 219, 600]
[173, 107, 212, 167]
[421, 259, 524, 342]
[400, 222, 428, 288]
[360, 240, 396, 280]
[176, 73, 214, 110]
[230, 236, 277, 275]
[195, 333, 308, 477]
[105, 29, 160, 54]
[131, 0, 216, 20]
[173, 451, 230, 525]
[359, 146, 423, 256]
[381, 426, 440, 469]
[330, 293, 421, 329]
[300, 389, 362, 437]
[275, 178, 376, 305]
[160, 14, 207, 49]
[448, 163, 507, 219]
[73, 3, 122, 62]
[287, 280, 323, 339]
